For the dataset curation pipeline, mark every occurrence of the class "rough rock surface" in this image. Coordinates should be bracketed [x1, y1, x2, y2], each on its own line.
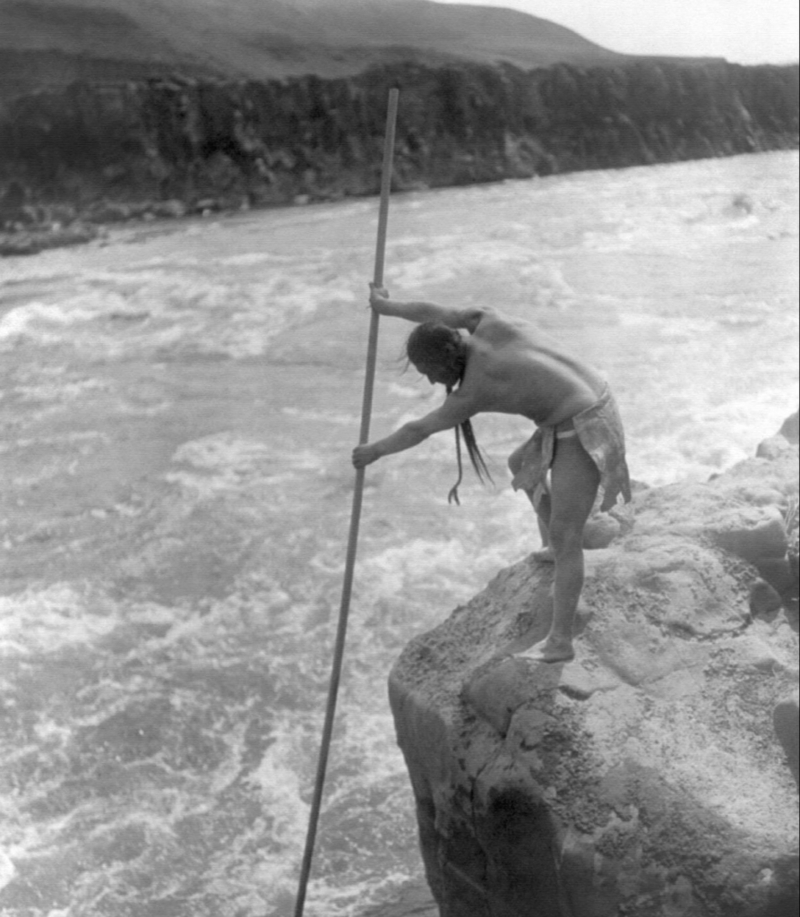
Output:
[0, 58, 797, 245]
[389, 425, 799, 917]
[362, 880, 439, 917]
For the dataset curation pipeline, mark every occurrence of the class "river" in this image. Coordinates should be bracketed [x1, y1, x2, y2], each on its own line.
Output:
[0, 151, 797, 916]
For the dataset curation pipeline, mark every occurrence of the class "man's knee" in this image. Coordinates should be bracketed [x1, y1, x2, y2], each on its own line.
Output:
[548, 519, 585, 555]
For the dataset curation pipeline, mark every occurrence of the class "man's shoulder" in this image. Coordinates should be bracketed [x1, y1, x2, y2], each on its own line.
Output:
[452, 306, 491, 333]
[462, 306, 508, 333]
[471, 308, 531, 341]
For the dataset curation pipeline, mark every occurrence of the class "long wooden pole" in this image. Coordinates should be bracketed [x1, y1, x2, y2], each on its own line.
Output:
[292, 86, 400, 917]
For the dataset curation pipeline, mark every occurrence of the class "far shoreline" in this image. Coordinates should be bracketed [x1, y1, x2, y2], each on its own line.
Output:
[2, 149, 797, 260]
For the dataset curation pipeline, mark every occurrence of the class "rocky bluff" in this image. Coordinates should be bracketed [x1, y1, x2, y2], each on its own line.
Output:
[0, 58, 797, 235]
[389, 415, 799, 917]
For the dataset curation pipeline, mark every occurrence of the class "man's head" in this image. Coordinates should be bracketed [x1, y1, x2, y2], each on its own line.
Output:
[406, 322, 466, 389]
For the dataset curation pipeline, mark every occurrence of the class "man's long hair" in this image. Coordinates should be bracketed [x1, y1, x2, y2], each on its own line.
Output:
[406, 322, 493, 504]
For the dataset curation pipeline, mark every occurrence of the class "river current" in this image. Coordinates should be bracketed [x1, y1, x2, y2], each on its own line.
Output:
[0, 152, 798, 916]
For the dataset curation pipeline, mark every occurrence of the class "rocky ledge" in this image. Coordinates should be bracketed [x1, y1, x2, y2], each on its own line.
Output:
[389, 413, 799, 917]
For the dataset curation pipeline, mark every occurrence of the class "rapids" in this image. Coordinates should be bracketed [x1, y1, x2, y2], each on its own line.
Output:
[0, 151, 797, 916]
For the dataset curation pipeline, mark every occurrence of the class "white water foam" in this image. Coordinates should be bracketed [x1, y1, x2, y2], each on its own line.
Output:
[0, 151, 796, 917]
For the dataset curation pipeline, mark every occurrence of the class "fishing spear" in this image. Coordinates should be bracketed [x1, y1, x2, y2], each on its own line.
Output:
[293, 86, 400, 917]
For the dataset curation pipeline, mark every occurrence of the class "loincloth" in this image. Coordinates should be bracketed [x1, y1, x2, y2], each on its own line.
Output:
[511, 385, 632, 512]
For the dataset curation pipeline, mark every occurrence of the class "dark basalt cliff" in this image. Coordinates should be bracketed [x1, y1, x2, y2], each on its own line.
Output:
[0, 58, 797, 236]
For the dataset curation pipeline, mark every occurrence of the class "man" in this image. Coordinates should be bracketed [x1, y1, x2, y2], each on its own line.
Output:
[352, 285, 631, 663]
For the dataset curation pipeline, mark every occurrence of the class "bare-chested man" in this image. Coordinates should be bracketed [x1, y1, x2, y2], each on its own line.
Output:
[352, 285, 631, 662]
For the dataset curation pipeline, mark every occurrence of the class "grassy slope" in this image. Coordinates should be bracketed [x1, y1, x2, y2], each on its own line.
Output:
[0, 0, 629, 89]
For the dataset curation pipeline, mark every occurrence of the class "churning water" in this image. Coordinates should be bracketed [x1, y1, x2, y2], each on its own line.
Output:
[0, 151, 797, 916]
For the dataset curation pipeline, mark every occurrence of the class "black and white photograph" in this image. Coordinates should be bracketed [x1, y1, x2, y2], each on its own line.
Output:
[0, 2, 798, 915]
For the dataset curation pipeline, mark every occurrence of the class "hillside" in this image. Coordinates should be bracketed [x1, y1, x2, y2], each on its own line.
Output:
[0, 0, 631, 96]
[1, 0, 796, 254]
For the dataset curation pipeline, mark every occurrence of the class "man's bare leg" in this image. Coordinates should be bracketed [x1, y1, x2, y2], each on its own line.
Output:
[520, 438, 600, 663]
[532, 488, 554, 562]
[507, 445, 555, 562]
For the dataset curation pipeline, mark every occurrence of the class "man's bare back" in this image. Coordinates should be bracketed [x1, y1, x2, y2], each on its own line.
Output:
[458, 311, 607, 427]
[352, 286, 631, 665]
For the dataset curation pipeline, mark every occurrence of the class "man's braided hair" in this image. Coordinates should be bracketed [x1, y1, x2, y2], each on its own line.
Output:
[406, 322, 493, 505]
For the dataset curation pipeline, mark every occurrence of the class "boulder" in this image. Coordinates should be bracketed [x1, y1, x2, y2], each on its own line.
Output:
[581, 512, 621, 550]
[757, 410, 800, 459]
[389, 445, 799, 917]
[779, 412, 799, 445]
[749, 579, 784, 617]
[757, 436, 795, 461]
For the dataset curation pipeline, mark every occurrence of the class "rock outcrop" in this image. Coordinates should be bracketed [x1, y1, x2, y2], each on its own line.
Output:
[389, 416, 799, 917]
[0, 58, 797, 251]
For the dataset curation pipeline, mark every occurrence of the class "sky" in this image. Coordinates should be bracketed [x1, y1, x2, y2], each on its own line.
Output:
[434, 0, 800, 64]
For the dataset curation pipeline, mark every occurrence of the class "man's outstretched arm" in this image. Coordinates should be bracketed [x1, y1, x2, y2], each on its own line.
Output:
[369, 285, 484, 332]
[352, 421, 428, 467]
[352, 391, 475, 468]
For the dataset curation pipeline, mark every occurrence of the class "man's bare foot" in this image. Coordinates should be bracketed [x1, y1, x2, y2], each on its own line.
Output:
[532, 546, 555, 563]
[516, 637, 575, 664]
